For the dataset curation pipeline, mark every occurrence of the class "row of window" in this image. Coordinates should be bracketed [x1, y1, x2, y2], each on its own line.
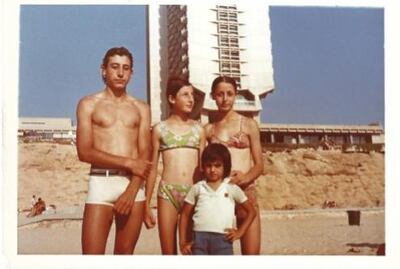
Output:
[216, 5, 237, 10]
[216, 5, 238, 22]
[262, 134, 370, 144]
[220, 62, 240, 71]
[215, 5, 242, 89]
[217, 13, 237, 19]
[219, 36, 239, 47]
[218, 24, 238, 33]
[220, 51, 240, 61]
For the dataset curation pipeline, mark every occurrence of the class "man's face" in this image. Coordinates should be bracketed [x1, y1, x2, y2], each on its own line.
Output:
[102, 55, 132, 90]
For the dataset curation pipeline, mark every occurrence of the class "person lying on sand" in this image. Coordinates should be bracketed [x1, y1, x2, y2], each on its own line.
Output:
[27, 197, 46, 217]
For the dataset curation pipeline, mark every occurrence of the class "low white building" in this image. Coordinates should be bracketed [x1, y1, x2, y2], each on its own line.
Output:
[18, 117, 384, 149]
[19, 117, 75, 140]
[259, 123, 384, 146]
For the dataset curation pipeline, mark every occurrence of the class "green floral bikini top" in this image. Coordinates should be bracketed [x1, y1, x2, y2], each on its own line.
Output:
[159, 121, 202, 151]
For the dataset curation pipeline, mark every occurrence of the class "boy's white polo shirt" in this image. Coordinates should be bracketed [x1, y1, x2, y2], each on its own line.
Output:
[184, 178, 248, 234]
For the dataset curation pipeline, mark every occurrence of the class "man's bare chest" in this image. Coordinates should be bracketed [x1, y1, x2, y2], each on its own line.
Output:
[92, 102, 140, 129]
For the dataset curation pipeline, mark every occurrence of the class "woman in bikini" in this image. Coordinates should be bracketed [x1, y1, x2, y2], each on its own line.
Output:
[144, 77, 206, 254]
[204, 75, 263, 255]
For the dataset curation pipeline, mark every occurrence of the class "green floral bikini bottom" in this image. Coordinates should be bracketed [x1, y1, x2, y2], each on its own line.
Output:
[157, 180, 192, 211]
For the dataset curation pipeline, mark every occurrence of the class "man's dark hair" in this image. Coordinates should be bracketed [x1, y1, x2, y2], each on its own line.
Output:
[166, 76, 192, 106]
[211, 75, 238, 95]
[102, 47, 133, 82]
[201, 143, 232, 178]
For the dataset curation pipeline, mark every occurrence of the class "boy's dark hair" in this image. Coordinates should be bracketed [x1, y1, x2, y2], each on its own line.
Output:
[166, 76, 192, 106]
[101, 47, 133, 82]
[201, 143, 231, 178]
[211, 75, 238, 95]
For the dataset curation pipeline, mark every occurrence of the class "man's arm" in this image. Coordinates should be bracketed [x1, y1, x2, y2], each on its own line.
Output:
[114, 102, 152, 215]
[76, 97, 151, 178]
[143, 124, 161, 228]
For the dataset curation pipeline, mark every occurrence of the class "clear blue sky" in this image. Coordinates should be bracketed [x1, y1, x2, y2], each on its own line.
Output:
[19, 5, 384, 126]
[265, 6, 384, 125]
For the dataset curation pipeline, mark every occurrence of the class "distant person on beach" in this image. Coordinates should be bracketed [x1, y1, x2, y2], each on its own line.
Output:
[76, 47, 152, 254]
[204, 76, 263, 255]
[31, 195, 37, 209]
[143, 77, 206, 254]
[36, 197, 46, 214]
[179, 143, 256, 255]
[27, 197, 46, 217]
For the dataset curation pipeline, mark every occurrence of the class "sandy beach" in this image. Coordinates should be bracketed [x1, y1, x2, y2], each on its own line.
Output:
[18, 208, 384, 255]
[17, 142, 385, 255]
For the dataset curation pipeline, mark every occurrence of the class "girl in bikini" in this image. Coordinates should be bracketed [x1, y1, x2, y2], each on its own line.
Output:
[204, 75, 264, 255]
[144, 77, 206, 254]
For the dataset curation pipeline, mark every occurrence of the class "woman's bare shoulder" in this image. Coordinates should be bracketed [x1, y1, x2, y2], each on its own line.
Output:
[203, 122, 214, 134]
[243, 116, 259, 130]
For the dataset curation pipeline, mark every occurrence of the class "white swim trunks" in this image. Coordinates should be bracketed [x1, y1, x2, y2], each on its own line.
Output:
[86, 175, 145, 206]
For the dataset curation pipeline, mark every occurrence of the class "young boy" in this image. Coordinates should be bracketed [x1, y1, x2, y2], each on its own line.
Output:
[179, 143, 256, 255]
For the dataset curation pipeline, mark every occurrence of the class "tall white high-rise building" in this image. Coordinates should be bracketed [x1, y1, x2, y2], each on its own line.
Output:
[148, 3, 274, 124]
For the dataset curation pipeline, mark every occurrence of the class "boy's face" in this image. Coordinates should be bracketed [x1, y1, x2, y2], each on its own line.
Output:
[203, 160, 225, 182]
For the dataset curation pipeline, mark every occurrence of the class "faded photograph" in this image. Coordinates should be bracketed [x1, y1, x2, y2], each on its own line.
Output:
[16, 3, 384, 256]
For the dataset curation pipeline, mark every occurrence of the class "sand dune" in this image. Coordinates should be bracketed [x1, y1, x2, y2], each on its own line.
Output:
[259, 149, 384, 210]
[18, 143, 384, 212]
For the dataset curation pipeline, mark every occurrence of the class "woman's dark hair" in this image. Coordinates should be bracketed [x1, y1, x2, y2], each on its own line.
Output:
[201, 143, 231, 178]
[101, 47, 133, 82]
[166, 77, 192, 106]
[211, 75, 238, 95]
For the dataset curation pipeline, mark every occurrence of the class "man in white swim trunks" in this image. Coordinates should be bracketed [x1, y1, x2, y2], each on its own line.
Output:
[76, 47, 152, 254]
